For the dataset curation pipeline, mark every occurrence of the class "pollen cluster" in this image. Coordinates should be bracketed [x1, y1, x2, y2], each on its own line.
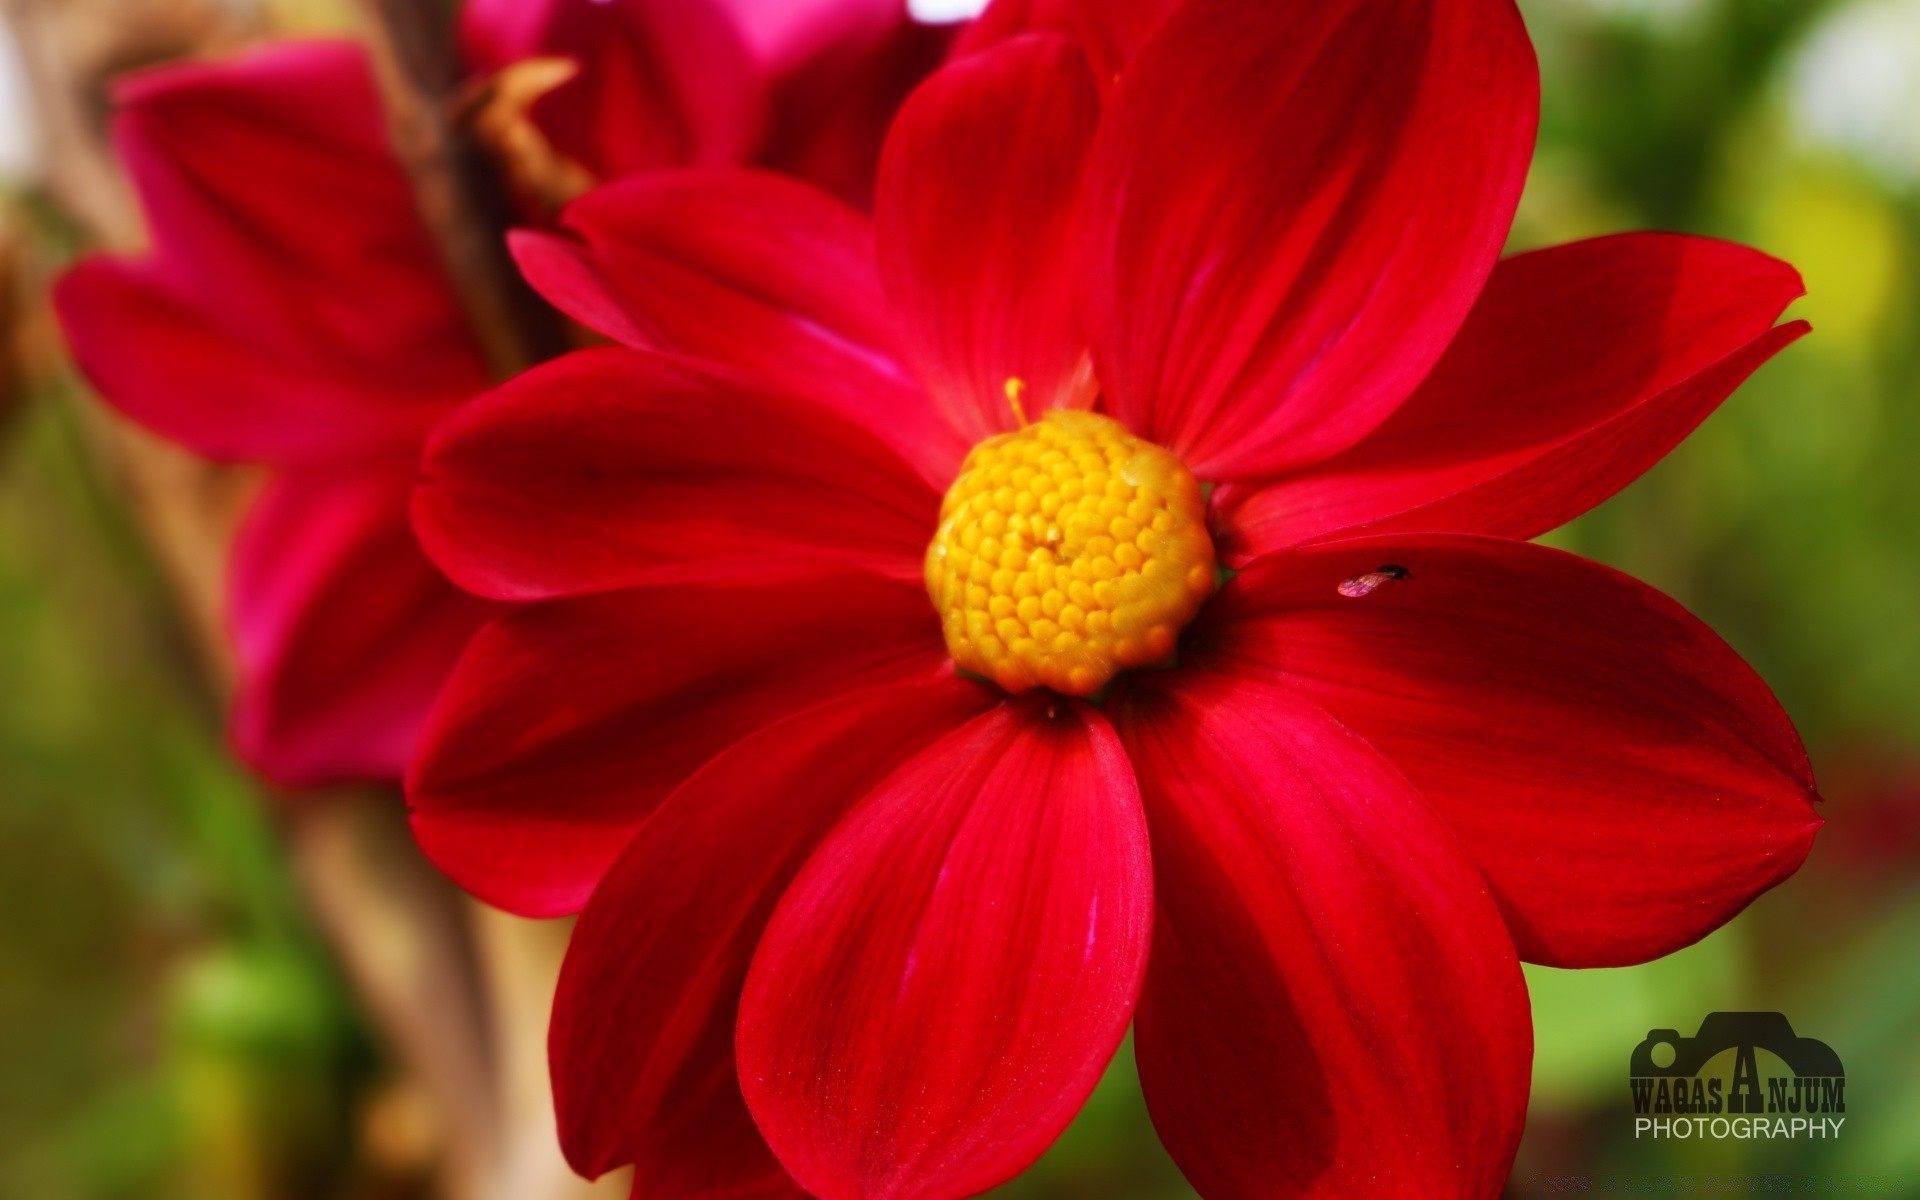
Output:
[925, 409, 1216, 696]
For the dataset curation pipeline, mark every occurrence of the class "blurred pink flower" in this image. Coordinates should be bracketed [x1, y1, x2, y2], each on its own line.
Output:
[53, 0, 947, 787]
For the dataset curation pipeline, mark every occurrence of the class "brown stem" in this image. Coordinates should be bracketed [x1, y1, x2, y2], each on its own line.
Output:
[344, 7, 622, 1197]
[287, 792, 502, 1200]
[350, 0, 566, 379]
[469, 911, 632, 1200]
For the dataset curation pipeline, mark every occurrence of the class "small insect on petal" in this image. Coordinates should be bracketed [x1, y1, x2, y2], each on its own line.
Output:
[1337, 564, 1410, 599]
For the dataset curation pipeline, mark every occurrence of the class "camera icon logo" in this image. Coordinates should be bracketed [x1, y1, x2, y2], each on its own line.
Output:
[1629, 1012, 1843, 1117]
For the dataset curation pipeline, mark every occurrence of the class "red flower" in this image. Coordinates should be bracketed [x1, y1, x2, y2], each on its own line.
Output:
[460, 0, 953, 207]
[411, 0, 1822, 1196]
[53, 1, 945, 787]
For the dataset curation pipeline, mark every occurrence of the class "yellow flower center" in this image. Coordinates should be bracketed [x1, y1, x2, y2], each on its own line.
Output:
[925, 409, 1216, 696]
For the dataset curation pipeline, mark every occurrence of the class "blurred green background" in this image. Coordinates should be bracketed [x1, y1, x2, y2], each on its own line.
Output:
[2, 0, 1917, 1196]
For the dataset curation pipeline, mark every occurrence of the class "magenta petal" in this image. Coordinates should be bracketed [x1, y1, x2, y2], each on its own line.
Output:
[462, 0, 764, 179]
[229, 470, 494, 788]
[53, 42, 482, 463]
[738, 698, 1151, 1200]
[55, 260, 454, 463]
[750, 2, 956, 209]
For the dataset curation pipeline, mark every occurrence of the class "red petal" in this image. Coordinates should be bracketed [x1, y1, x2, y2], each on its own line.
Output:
[876, 34, 1101, 443]
[705, 0, 904, 71]
[229, 471, 495, 787]
[504, 232, 651, 348]
[1084, 0, 1538, 480]
[467, 0, 907, 86]
[53, 43, 483, 462]
[1196, 535, 1823, 967]
[1113, 673, 1531, 1199]
[458, 0, 554, 64]
[406, 570, 949, 917]
[462, 0, 763, 179]
[552, 677, 991, 1193]
[1214, 235, 1809, 560]
[738, 699, 1151, 1200]
[513, 171, 964, 484]
[960, 0, 1179, 84]
[54, 261, 453, 463]
[755, 10, 955, 209]
[413, 348, 939, 602]
[465, 0, 943, 206]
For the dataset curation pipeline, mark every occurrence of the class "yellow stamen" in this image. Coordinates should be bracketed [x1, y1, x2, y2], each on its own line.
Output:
[1004, 377, 1030, 426]
[925, 410, 1217, 696]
